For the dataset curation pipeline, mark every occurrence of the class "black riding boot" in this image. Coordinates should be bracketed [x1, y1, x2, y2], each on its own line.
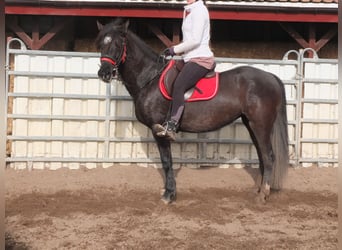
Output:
[153, 119, 178, 141]
[154, 105, 184, 141]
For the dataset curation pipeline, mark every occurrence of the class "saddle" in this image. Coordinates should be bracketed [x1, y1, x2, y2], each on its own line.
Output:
[159, 60, 219, 102]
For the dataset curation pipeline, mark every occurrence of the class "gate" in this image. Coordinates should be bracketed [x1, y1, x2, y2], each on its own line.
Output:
[299, 48, 338, 167]
[5, 39, 338, 170]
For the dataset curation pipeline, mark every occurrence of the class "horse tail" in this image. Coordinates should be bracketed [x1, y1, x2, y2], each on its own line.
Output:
[271, 75, 289, 190]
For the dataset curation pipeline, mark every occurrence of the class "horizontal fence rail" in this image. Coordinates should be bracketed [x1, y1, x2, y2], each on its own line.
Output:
[5, 39, 338, 170]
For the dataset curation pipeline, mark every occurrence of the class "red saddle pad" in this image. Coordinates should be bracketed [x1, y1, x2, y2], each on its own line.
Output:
[159, 60, 219, 102]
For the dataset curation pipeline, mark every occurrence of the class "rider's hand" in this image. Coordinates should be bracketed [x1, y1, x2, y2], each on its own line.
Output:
[164, 47, 176, 57]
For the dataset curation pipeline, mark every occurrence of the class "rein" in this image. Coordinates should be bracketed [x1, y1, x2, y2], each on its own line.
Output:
[139, 56, 168, 89]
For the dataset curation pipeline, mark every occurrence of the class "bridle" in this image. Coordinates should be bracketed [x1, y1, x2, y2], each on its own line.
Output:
[100, 39, 127, 70]
[99, 34, 168, 88]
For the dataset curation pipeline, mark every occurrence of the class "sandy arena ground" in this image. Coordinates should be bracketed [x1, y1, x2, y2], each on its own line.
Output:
[5, 165, 337, 249]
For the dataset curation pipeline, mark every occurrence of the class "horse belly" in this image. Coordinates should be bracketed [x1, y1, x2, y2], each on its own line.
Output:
[181, 100, 241, 133]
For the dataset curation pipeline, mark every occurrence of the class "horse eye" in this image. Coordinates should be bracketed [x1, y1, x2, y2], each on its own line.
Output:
[103, 36, 112, 45]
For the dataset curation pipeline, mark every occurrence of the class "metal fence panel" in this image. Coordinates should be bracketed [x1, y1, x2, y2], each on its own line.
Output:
[299, 49, 338, 167]
[5, 39, 337, 170]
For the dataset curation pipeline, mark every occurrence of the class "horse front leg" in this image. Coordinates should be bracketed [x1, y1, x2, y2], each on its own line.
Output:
[154, 136, 177, 204]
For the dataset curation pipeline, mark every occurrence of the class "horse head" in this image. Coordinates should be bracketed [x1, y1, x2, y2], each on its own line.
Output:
[96, 19, 129, 83]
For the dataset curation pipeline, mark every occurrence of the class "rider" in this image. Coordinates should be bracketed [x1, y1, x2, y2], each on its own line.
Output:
[154, 0, 215, 141]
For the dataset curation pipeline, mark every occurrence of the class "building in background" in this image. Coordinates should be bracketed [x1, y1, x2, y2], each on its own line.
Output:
[5, 0, 338, 58]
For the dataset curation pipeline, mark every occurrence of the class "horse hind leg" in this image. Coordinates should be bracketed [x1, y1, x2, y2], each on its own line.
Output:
[253, 136, 274, 202]
[242, 116, 274, 202]
[258, 143, 274, 202]
[242, 117, 262, 193]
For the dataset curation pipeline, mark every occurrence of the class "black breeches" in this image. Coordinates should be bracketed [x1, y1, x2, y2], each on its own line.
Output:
[170, 61, 210, 122]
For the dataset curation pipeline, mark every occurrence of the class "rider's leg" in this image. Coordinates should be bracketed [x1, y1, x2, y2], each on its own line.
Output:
[154, 62, 210, 141]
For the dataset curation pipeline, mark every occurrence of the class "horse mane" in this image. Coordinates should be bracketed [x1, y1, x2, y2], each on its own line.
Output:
[126, 30, 160, 62]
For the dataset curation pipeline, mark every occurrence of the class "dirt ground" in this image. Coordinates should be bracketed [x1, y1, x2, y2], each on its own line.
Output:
[5, 165, 337, 250]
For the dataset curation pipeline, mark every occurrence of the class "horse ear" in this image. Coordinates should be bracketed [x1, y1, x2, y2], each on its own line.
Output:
[97, 21, 104, 31]
[123, 20, 130, 33]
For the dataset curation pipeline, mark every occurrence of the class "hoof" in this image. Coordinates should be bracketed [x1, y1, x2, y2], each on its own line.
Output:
[161, 190, 177, 204]
[255, 186, 270, 204]
[255, 192, 267, 204]
[161, 196, 172, 205]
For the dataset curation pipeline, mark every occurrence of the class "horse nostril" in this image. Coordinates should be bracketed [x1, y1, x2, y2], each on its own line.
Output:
[98, 67, 104, 76]
[98, 64, 116, 83]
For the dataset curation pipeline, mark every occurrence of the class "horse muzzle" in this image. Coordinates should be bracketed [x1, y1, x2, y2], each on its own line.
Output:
[98, 64, 116, 83]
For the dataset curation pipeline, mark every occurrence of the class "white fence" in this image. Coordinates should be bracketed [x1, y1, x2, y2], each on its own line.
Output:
[300, 52, 338, 166]
[5, 39, 338, 170]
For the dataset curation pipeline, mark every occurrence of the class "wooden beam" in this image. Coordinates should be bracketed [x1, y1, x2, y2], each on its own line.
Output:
[34, 18, 70, 49]
[147, 24, 173, 47]
[172, 23, 180, 44]
[32, 17, 39, 43]
[307, 24, 316, 58]
[6, 17, 70, 50]
[280, 22, 337, 57]
[308, 24, 316, 49]
[315, 26, 337, 52]
[279, 22, 309, 48]
[6, 17, 34, 49]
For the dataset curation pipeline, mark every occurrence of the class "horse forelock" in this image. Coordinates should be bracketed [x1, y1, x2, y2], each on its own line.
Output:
[96, 22, 125, 49]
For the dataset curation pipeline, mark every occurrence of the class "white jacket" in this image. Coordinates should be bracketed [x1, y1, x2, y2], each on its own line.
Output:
[173, 0, 214, 62]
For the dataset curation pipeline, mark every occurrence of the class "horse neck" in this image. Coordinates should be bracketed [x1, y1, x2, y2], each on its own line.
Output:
[118, 31, 162, 98]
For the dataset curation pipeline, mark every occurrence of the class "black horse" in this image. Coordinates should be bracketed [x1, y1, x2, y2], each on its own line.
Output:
[96, 19, 289, 203]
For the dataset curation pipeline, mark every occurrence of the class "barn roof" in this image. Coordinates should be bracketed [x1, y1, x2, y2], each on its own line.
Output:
[5, 0, 338, 22]
[5, 0, 338, 6]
